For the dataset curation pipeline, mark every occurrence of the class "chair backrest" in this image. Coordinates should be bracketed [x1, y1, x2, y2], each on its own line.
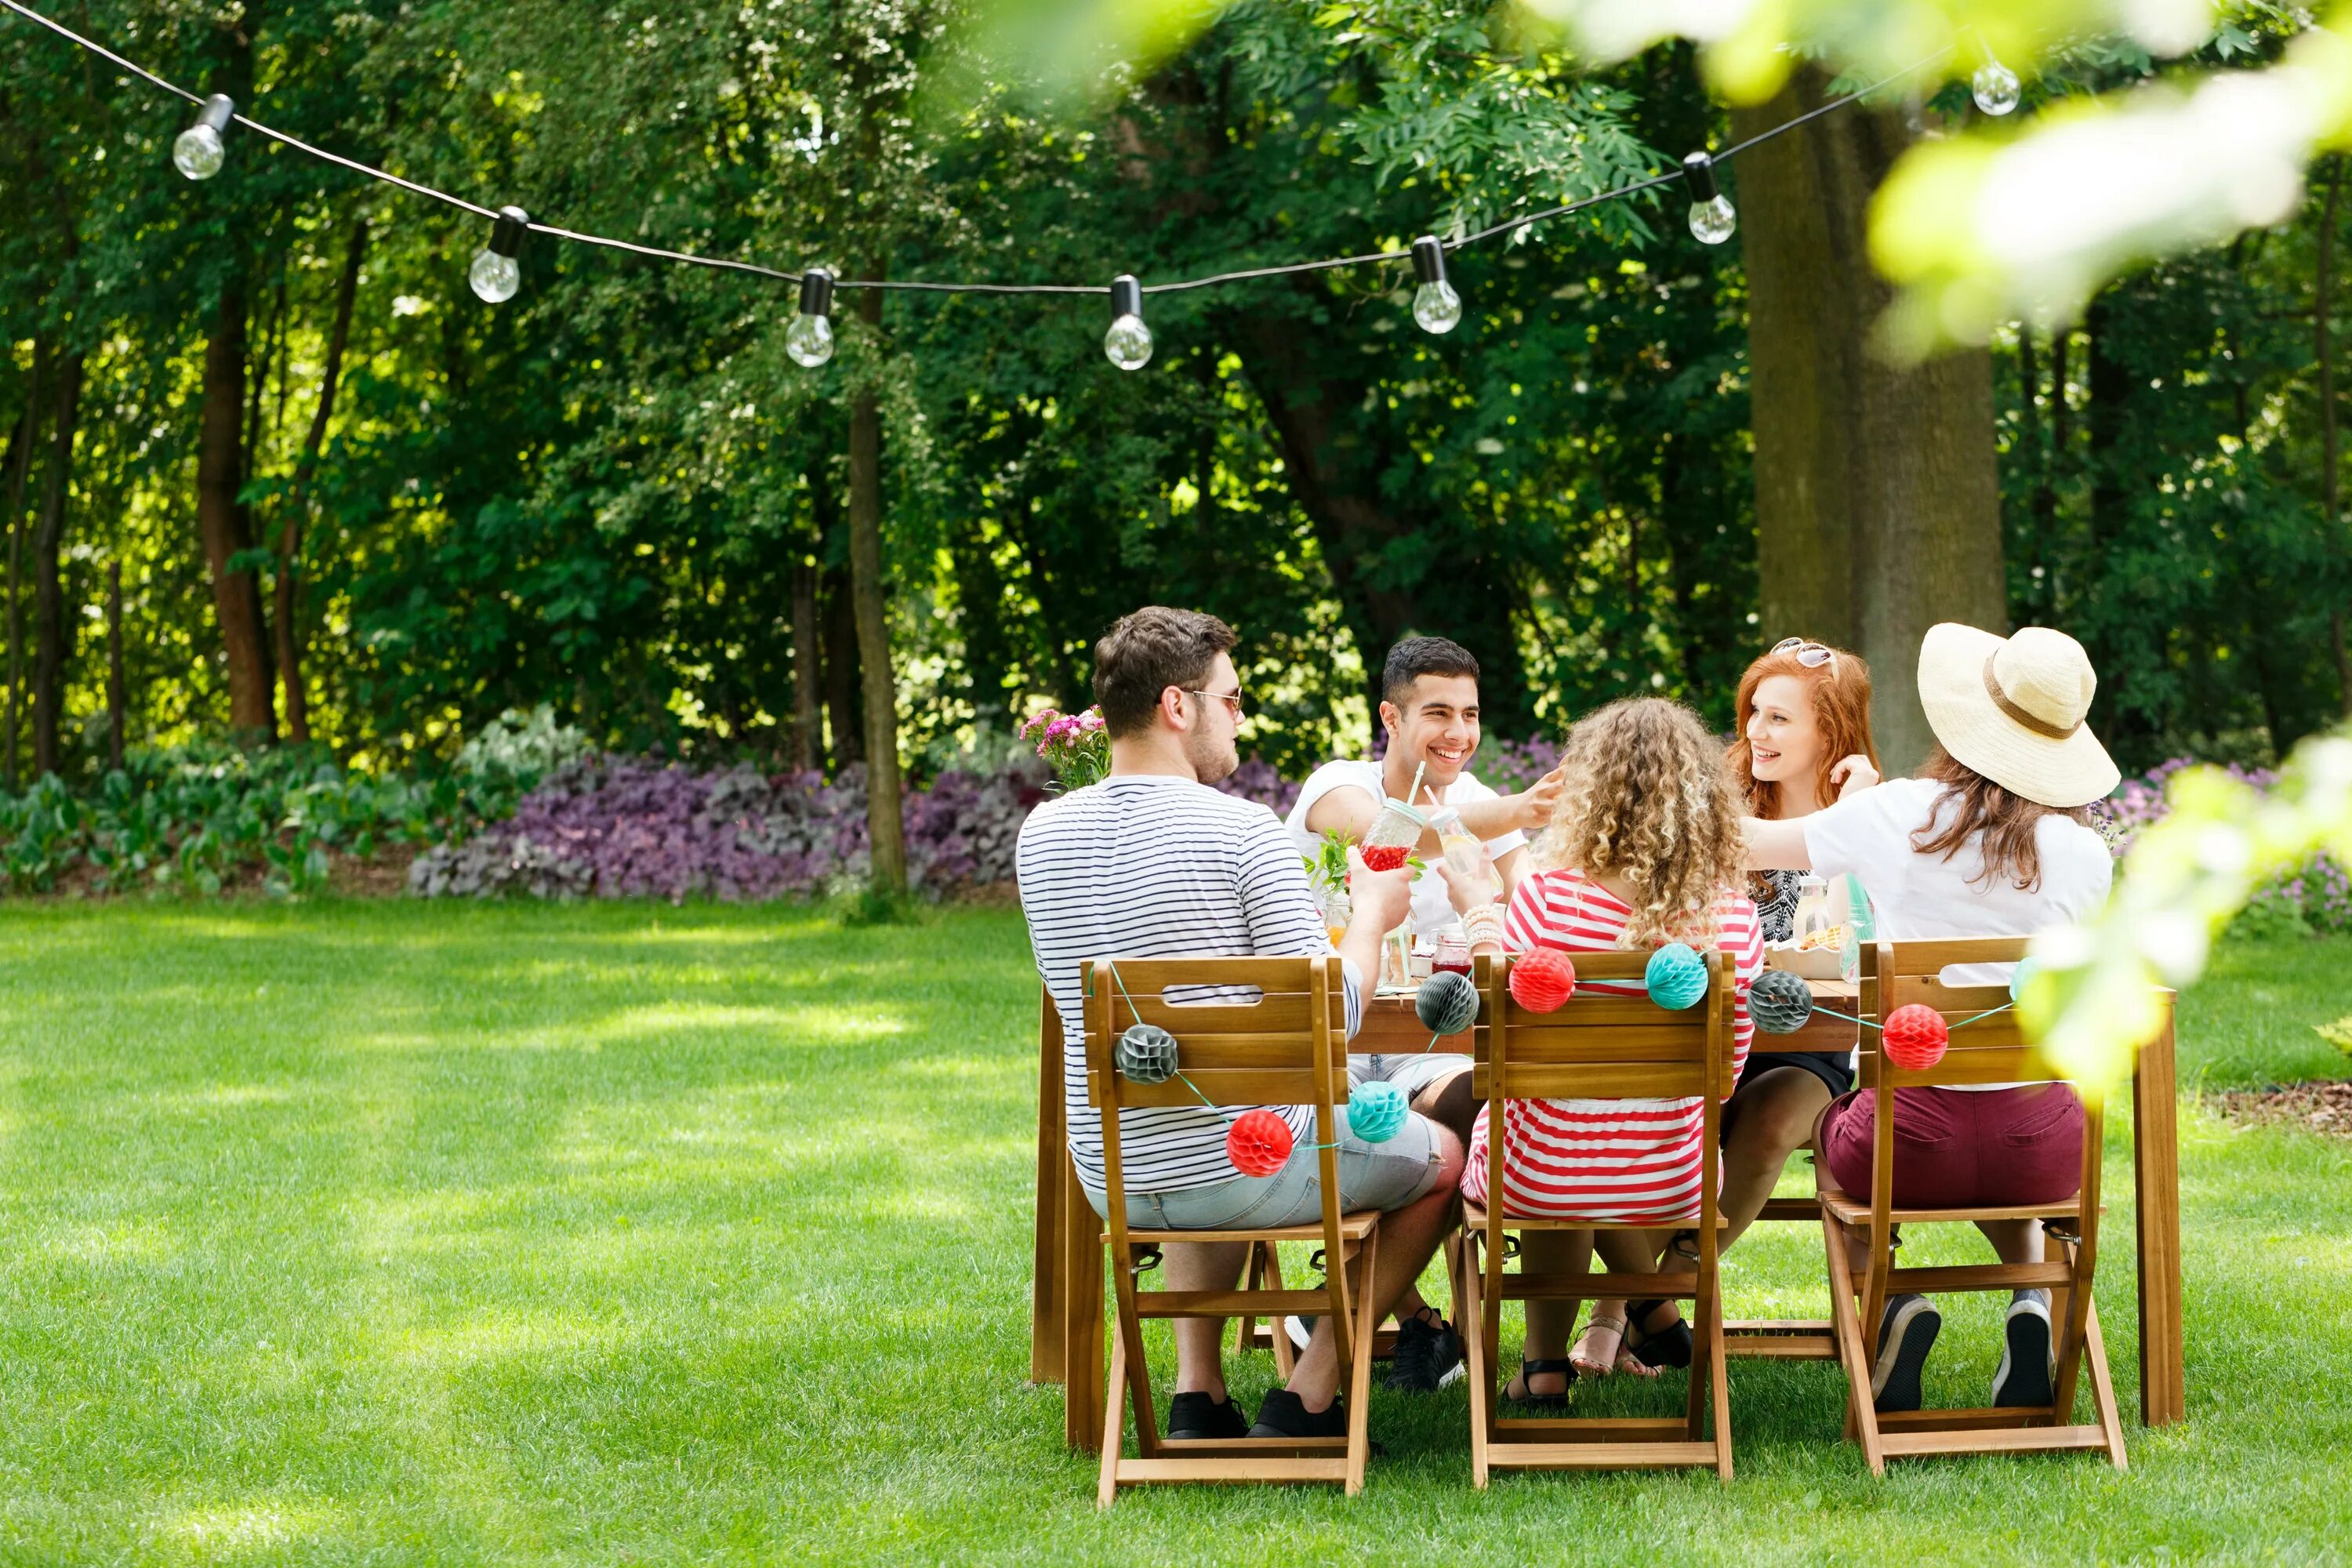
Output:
[1471, 949, 1732, 1105]
[1858, 937, 2104, 1234]
[1471, 949, 1733, 1238]
[1080, 956, 1352, 1284]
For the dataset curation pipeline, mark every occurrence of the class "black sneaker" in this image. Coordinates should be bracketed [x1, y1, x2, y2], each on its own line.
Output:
[1248, 1388, 1349, 1439]
[1991, 1292, 2056, 1408]
[1383, 1308, 1467, 1392]
[1167, 1391, 1250, 1440]
[1871, 1293, 1941, 1414]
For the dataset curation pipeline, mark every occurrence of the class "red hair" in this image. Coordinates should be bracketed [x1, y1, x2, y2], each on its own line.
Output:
[1726, 644, 1881, 821]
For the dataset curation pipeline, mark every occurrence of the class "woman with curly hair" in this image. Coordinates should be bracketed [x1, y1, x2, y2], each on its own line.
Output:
[1457, 699, 1763, 1395]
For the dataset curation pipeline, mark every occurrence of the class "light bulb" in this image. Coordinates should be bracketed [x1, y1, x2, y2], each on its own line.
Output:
[172, 95, 234, 180]
[1689, 196, 1737, 244]
[1682, 151, 1736, 245]
[469, 249, 521, 303]
[787, 268, 837, 368]
[469, 205, 530, 305]
[1972, 60, 2021, 116]
[1104, 274, 1152, 371]
[1408, 236, 1461, 334]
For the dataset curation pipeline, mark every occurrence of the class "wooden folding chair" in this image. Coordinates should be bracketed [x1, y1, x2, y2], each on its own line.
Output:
[1457, 949, 1736, 1483]
[1820, 936, 2128, 1473]
[1083, 955, 1385, 1503]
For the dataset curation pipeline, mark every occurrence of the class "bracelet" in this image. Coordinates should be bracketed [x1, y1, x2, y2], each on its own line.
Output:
[1460, 904, 1506, 950]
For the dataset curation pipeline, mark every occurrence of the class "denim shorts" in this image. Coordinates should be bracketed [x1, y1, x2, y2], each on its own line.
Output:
[1083, 1111, 1446, 1230]
[1348, 1051, 1473, 1103]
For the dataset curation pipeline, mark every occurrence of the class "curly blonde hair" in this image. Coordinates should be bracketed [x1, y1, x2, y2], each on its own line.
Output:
[1537, 699, 1747, 949]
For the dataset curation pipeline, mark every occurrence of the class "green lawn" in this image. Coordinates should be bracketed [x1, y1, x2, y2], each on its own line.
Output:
[0, 903, 2346, 1565]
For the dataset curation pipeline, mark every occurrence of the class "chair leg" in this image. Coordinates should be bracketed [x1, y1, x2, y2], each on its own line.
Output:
[1823, 1212, 1886, 1475]
[1232, 1242, 1264, 1363]
[1097, 1329, 1127, 1508]
[1459, 1231, 1491, 1490]
[2082, 1293, 2129, 1471]
[1345, 1227, 1381, 1497]
[2053, 1239, 2092, 1427]
[1684, 1284, 1709, 1437]
[1265, 1243, 1296, 1381]
[1705, 1269, 1733, 1481]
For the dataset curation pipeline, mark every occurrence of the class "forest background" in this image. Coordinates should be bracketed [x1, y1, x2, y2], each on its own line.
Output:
[3, 0, 2347, 868]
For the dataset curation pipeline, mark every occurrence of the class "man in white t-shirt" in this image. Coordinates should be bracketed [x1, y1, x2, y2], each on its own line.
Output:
[1284, 635, 1561, 1160]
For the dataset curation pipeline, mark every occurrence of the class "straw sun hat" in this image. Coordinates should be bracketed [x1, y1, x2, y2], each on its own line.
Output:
[1917, 623, 2120, 809]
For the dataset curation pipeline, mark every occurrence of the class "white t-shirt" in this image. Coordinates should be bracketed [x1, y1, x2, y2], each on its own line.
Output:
[1283, 758, 1528, 935]
[1802, 776, 2114, 1090]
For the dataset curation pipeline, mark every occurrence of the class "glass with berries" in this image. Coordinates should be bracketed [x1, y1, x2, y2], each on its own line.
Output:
[1356, 797, 1425, 989]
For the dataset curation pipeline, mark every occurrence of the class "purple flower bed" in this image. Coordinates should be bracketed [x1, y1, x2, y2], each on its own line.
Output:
[408, 757, 1047, 902]
[407, 736, 1573, 903]
[2102, 758, 2352, 936]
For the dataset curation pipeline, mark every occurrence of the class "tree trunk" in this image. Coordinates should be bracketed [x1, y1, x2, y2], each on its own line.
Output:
[813, 463, 861, 768]
[848, 275, 907, 894]
[790, 551, 822, 773]
[2317, 155, 2352, 717]
[274, 214, 368, 745]
[1734, 70, 2006, 771]
[1, 347, 35, 791]
[106, 560, 125, 771]
[31, 350, 84, 779]
[1235, 303, 1529, 733]
[198, 274, 278, 740]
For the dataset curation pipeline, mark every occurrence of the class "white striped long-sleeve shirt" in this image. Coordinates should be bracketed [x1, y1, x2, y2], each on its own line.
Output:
[1016, 773, 1364, 1194]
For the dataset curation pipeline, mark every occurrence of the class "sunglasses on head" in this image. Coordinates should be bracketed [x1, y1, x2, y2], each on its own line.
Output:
[1772, 637, 1839, 673]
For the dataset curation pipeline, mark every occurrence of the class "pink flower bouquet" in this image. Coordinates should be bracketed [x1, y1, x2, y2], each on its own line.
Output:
[1020, 706, 1110, 791]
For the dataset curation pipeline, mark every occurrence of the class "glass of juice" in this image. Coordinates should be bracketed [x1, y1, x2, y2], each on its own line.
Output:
[1428, 804, 1493, 902]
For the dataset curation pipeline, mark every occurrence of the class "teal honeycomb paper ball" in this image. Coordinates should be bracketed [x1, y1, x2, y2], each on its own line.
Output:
[1115, 1023, 1179, 1084]
[1346, 1080, 1410, 1144]
[1415, 969, 1480, 1036]
[2009, 954, 2045, 1005]
[1646, 942, 1708, 1011]
[1749, 967, 1815, 1034]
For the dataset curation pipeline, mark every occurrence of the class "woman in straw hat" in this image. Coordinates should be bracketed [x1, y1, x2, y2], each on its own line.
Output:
[1742, 623, 2120, 1418]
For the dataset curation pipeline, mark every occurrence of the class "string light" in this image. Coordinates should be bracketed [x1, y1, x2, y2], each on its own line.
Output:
[1103, 274, 1152, 371]
[469, 205, 528, 304]
[1972, 56, 2022, 116]
[1682, 151, 1736, 245]
[0, 0, 1959, 362]
[788, 267, 836, 368]
[172, 93, 234, 180]
[1409, 236, 1461, 334]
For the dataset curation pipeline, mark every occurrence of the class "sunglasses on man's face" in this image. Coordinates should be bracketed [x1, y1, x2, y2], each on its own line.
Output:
[1182, 688, 1246, 718]
[1772, 637, 1838, 673]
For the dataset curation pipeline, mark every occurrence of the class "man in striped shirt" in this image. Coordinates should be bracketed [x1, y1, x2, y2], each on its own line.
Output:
[1017, 607, 1467, 1444]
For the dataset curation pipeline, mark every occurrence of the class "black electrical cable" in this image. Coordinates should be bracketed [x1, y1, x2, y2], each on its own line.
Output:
[0, 0, 1948, 299]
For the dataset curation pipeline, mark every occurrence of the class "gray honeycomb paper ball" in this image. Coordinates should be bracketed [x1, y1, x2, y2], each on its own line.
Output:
[1749, 967, 1816, 1035]
[1415, 970, 1480, 1036]
[1115, 1022, 1180, 1084]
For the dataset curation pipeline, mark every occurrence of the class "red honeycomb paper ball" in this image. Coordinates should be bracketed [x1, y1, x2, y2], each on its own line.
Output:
[1882, 1004, 1951, 1071]
[1359, 844, 1410, 873]
[1226, 1109, 1294, 1178]
[1508, 949, 1577, 1014]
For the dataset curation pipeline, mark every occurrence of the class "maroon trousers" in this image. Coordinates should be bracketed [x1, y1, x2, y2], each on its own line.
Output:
[1822, 1083, 2085, 1207]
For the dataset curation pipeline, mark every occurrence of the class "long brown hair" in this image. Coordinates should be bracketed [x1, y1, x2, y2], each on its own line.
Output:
[1911, 746, 2092, 892]
[1726, 644, 1880, 821]
[1539, 699, 1747, 949]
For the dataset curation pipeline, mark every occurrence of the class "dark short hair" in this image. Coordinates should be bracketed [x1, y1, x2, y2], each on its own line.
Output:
[1092, 607, 1239, 738]
[1382, 635, 1480, 706]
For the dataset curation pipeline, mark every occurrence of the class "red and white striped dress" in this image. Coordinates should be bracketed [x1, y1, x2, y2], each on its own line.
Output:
[1462, 869, 1763, 1222]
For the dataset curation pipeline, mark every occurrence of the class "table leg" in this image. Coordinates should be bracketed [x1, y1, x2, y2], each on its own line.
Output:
[1062, 1142, 1104, 1453]
[1030, 989, 1065, 1385]
[2133, 997, 2187, 1427]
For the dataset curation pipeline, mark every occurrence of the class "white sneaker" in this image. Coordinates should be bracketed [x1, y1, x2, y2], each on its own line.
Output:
[1992, 1291, 2056, 1408]
[1283, 1315, 1315, 1354]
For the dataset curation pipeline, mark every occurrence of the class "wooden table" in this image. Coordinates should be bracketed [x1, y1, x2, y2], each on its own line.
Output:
[1029, 981, 2185, 1452]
